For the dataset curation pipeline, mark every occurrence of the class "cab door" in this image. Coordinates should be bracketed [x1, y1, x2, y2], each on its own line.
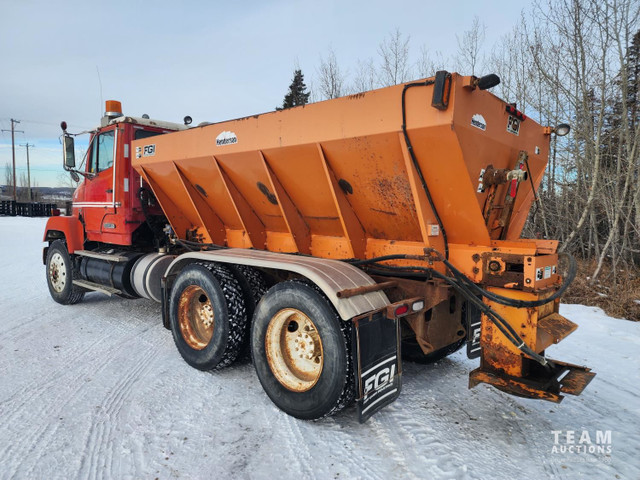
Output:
[79, 125, 118, 238]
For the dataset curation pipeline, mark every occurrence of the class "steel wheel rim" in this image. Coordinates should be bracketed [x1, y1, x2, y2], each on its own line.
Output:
[49, 252, 67, 293]
[265, 308, 324, 392]
[178, 285, 214, 350]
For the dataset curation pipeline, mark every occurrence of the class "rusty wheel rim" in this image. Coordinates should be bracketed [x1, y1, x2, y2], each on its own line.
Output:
[49, 252, 66, 293]
[178, 285, 214, 350]
[265, 308, 324, 392]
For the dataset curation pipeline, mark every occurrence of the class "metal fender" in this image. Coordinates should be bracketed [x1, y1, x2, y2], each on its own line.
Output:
[43, 216, 85, 253]
[165, 249, 390, 320]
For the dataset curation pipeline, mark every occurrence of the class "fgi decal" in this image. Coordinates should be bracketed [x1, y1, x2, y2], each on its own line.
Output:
[216, 131, 238, 146]
[135, 144, 156, 159]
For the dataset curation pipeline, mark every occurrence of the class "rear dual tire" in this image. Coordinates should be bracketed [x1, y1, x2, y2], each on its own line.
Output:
[251, 281, 354, 420]
[170, 266, 354, 419]
[169, 263, 247, 371]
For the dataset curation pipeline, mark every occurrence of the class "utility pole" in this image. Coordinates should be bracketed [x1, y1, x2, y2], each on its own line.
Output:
[20, 143, 34, 201]
[1, 119, 24, 202]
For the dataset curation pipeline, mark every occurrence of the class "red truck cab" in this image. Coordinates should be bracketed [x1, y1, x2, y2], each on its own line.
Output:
[46, 101, 188, 250]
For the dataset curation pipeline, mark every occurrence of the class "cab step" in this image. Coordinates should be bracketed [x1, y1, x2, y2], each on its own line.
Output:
[73, 279, 121, 296]
[73, 250, 129, 262]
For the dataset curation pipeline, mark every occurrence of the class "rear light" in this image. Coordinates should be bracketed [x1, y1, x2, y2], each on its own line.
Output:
[412, 300, 425, 311]
[386, 297, 426, 319]
[506, 104, 527, 121]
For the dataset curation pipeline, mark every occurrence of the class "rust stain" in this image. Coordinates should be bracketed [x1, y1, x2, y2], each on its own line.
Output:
[305, 216, 340, 221]
[371, 208, 397, 216]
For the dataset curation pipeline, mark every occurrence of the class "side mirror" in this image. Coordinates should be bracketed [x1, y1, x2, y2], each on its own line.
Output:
[63, 135, 75, 169]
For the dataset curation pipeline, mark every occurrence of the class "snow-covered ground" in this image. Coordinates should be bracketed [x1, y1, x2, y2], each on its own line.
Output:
[0, 217, 638, 480]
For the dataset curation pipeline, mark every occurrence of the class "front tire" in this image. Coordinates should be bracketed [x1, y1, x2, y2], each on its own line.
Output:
[169, 262, 247, 371]
[251, 280, 354, 420]
[45, 240, 85, 305]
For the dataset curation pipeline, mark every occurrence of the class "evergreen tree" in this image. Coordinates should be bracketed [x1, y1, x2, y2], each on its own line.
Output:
[277, 70, 310, 110]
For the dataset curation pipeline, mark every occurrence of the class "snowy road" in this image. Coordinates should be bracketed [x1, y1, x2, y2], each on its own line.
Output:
[0, 217, 638, 479]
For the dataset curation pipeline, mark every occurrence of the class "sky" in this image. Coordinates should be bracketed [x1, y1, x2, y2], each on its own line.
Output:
[0, 0, 530, 187]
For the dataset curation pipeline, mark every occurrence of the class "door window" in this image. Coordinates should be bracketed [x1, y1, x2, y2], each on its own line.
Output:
[89, 130, 115, 173]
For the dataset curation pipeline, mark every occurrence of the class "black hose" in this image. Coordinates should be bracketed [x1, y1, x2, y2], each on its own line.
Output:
[177, 238, 226, 250]
[401, 80, 449, 259]
[431, 249, 577, 308]
[365, 261, 548, 365]
[348, 249, 576, 309]
[348, 254, 424, 266]
[138, 187, 165, 241]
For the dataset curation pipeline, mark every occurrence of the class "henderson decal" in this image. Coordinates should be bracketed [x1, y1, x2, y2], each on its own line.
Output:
[216, 131, 238, 146]
[471, 114, 487, 131]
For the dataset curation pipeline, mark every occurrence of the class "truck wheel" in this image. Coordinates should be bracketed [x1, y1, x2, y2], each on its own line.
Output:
[46, 240, 85, 305]
[227, 265, 268, 322]
[169, 262, 247, 371]
[227, 265, 268, 361]
[251, 280, 354, 420]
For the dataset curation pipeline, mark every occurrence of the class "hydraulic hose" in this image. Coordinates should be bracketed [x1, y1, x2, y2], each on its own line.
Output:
[138, 187, 165, 241]
[424, 248, 577, 309]
[401, 80, 449, 259]
[346, 250, 576, 309]
[364, 261, 548, 366]
[177, 238, 226, 250]
[351, 249, 575, 368]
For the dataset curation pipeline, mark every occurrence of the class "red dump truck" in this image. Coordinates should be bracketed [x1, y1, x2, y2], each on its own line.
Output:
[44, 71, 594, 421]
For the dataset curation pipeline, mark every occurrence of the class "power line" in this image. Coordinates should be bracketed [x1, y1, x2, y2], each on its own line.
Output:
[1, 119, 24, 201]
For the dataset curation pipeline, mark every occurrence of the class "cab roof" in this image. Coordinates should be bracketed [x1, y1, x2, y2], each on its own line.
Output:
[106, 115, 189, 131]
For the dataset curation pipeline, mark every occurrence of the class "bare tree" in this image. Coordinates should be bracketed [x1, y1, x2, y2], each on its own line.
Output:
[378, 28, 412, 86]
[317, 48, 347, 100]
[18, 172, 29, 201]
[456, 16, 486, 75]
[416, 45, 447, 78]
[351, 57, 377, 93]
[57, 171, 78, 189]
[4, 162, 13, 190]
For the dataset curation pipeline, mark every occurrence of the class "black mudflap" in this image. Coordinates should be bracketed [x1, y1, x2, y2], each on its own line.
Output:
[351, 311, 402, 423]
[465, 300, 482, 359]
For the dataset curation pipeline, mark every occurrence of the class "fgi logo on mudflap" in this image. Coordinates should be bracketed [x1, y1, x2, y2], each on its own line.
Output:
[362, 356, 397, 405]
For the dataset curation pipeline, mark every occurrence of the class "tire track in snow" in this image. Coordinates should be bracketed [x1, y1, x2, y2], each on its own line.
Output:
[320, 416, 381, 480]
[280, 414, 316, 479]
[367, 413, 421, 480]
[0, 328, 113, 405]
[0, 342, 116, 479]
[0, 325, 158, 478]
[371, 364, 471, 479]
[495, 394, 561, 479]
[77, 346, 159, 480]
